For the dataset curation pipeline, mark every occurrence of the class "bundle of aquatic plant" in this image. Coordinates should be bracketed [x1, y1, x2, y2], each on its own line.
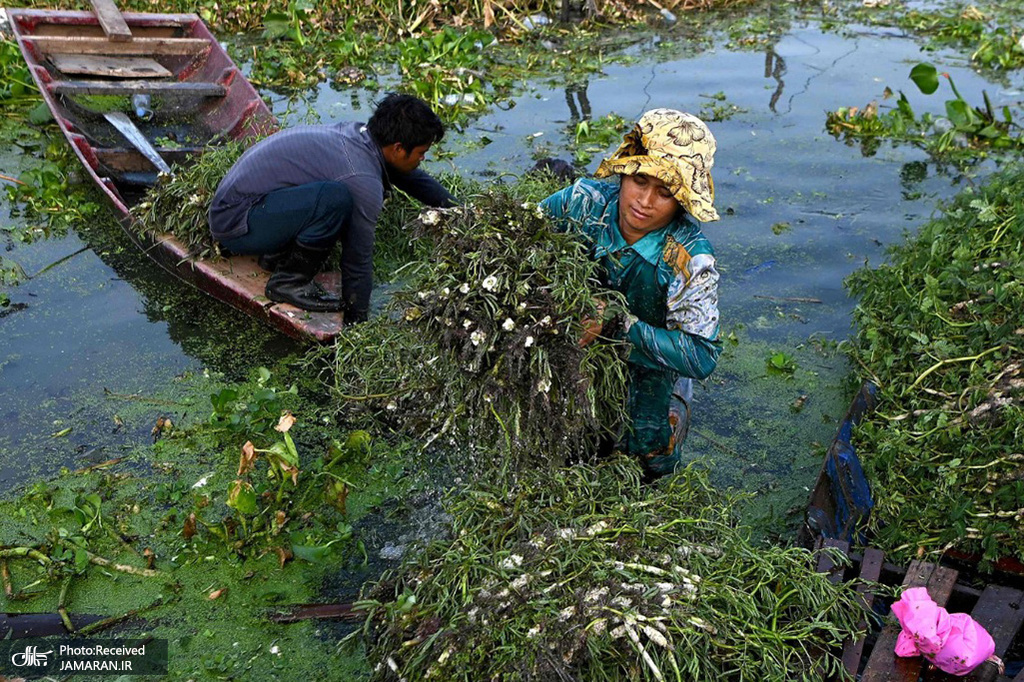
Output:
[357, 457, 866, 681]
[135, 141, 248, 260]
[321, 182, 630, 466]
[847, 165, 1024, 562]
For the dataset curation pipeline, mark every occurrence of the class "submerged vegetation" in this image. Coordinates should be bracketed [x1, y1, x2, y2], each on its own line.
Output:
[846, 165, 1024, 563]
[360, 457, 866, 681]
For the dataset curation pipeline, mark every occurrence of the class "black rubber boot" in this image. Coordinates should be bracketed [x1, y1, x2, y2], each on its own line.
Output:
[257, 250, 288, 273]
[265, 244, 343, 313]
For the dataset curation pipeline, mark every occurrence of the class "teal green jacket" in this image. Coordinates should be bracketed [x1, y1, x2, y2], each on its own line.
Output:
[542, 178, 721, 460]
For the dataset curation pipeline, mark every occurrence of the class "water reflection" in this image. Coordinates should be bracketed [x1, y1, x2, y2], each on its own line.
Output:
[764, 46, 786, 113]
[564, 81, 592, 123]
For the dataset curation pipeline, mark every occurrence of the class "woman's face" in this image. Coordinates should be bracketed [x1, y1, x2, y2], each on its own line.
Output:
[618, 174, 679, 244]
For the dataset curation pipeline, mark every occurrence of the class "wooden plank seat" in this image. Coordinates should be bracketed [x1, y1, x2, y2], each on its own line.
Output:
[52, 80, 225, 97]
[843, 546, 885, 675]
[24, 36, 210, 56]
[49, 54, 171, 79]
[814, 539, 887, 679]
[89, 0, 132, 41]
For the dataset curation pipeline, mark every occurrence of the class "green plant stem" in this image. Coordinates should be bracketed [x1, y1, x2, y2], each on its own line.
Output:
[76, 597, 164, 636]
[906, 344, 1005, 392]
[58, 576, 75, 633]
[0, 547, 52, 565]
[65, 542, 162, 578]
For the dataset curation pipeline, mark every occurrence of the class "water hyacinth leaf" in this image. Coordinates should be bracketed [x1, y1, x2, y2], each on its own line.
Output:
[226, 480, 258, 515]
[262, 12, 292, 39]
[945, 99, 975, 128]
[290, 533, 337, 563]
[28, 102, 52, 125]
[910, 62, 940, 95]
[74, 548, 90, 573]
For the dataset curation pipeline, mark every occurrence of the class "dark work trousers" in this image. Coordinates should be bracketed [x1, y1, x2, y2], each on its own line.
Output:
[219, 181, 353, 254]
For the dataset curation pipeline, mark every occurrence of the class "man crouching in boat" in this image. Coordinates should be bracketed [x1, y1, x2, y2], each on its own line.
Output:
[208, 93, 456, 319]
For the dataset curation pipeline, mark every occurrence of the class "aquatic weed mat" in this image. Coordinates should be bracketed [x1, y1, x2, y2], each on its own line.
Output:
[316, 181, 631, 470]
[846, 164, 1024, 564]
[358, 457, 866, 681]
[0, 367, 442, 680]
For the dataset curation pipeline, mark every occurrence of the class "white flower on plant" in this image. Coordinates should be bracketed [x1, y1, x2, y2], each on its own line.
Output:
[539, 315, 552, 327]
[441, 287, 450, 296]
[501, 554, 523, 570]
[417, 290, 429, 300]
[471, 330, 486, 346]
[421, 209, 441, 226]
[536, 377, 552, 394]
[459, 282, 470, 294]
[386, 401, 398, 411]
[481, 275, 498, 291]
[270, 645, 281, 656]
[189, 194, 202, 205]
[524, 335, 535, 348]
[517, 301, 527, 311]
[463, 319, 474, 330]
[502, 318, 515, 331]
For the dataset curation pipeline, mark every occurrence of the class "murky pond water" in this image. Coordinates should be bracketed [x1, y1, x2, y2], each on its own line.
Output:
[2, 14, 1021, 533]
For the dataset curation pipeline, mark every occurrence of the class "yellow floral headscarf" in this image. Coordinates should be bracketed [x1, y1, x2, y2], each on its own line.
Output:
[595, 109, 719, 222]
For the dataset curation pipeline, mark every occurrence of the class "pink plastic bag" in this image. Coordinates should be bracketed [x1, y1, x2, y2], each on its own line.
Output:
[890, 586, 996, 676]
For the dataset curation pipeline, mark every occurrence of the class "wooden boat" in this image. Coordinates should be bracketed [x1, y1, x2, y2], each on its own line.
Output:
[815, 538, 1024, 682]
[6, 3, 345, 341]
[797, 381, 877, 549]
[804, 390, 1024, 680]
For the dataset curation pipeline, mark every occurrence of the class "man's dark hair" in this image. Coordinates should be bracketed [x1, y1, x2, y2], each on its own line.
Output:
[367, 93, 445, 150]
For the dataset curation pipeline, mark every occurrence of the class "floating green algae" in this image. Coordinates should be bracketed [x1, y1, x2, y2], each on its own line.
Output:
[0, 365, 445, 679]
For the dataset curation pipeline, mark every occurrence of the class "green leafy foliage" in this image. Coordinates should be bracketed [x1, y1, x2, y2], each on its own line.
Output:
[135, 140, 250, 260]
[0, 38, 37, 102]
[891, 8, 1024, 70]
[571, 113, 629, 164]
[3, 122, 104, 246]
[826, 62, 1023, 160]
[846, 165, 1024, 563]
[360, 458, 867, 681]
